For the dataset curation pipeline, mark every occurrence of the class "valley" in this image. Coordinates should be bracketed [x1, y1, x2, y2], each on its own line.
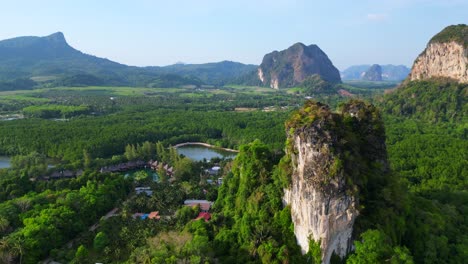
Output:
[0, 21, 466, 264]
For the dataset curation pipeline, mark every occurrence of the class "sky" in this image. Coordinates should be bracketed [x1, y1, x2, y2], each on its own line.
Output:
[0, 0, 466, 70]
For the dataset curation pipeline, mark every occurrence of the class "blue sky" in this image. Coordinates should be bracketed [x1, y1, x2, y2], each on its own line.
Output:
[0, 0, 466, 70]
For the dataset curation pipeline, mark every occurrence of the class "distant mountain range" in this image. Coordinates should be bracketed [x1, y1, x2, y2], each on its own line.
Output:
[0, 32, 255, 88]
[0, 32, 415, 90]
[341, 64, 410, 81]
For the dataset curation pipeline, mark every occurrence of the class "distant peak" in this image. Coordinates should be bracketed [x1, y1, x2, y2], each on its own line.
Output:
[44, 32, 67, 43]
[290, 42, 307, 49]
[292, 42, 306, 47]
[289, 42, 321, 51]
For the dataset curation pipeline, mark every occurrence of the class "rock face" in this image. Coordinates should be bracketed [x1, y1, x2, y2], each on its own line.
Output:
[409, 24, 468, 83]
[362, 64, 383, 81]
[258, 43, 341, 89]
[283, 101, 388, 264]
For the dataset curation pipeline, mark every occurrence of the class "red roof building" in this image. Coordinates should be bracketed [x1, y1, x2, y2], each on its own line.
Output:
[148, 211, 160, 220]
[195, 212, 211, 222]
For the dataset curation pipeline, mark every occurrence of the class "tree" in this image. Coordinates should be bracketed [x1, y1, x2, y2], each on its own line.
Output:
[174, 158, 195, 182]
[140, 141, 155, 160]
[83, 149, 92, 169]
[156, 142, 168, 163]
[124, 144, 137, 161]
[158, 164, 168, 183]
[74, 245, 89, 263]
[134, 170, 149, 182]
[169, 146, 180, 164]
[0, 217, 9, 234]
[347, 229, 414, 264]
[94, 231, 109, 252]
[10, 152, 47, 177]
[307, 238, 321, 264]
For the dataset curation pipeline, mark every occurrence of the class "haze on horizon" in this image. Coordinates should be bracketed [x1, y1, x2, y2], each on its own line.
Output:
[1, 0, 466, 70]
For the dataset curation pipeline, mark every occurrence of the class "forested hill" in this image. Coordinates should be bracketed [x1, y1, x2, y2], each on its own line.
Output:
[148, 61, 257, 86]
[382, 79, 467, 123]
[376, 26, 468, 263]
[0, 32, 128, 80]
[0, 32, 255, 87]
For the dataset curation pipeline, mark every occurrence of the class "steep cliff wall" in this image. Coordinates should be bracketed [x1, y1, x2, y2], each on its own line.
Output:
[409, 41, 467, 83]
[283, 101, 388, 264]
[257, 43, 341, 89]
[408, 24, 468, 83]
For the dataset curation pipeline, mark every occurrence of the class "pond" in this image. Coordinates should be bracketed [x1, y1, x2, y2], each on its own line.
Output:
[176, 144, 237, 161]
[0, 156, 11, 169]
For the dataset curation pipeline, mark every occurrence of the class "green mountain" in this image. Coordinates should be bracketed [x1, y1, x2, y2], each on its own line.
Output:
[0, 32, 129, 81]
[151, 61, 257, 86]
[0, 32, 255, 88]
[383, 79, 467, 123]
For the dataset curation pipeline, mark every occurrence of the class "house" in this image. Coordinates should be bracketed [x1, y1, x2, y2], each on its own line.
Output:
[150, 160, 159, 169]
[195, 212, 211, 222]
[167, 167, 174, 176]
[50, 171, 62, 179]
[133, 211, 160, 220]
[184, 200, 213, 212]
[135, 187, 153, 196]
[148, 211, 161, 220]
[132, 213, 143, 219]
[206, 166, 221, 176]
[62, 170, 75, 178]
[141, 214, 149, 220]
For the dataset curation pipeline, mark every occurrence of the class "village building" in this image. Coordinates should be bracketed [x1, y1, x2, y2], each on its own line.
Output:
[184, 199, 213, 212]
[205, 165, 221, 176]
[135, 187, 153, 196]
[148, 211, 160, 220]
[195, 212, 211, 222]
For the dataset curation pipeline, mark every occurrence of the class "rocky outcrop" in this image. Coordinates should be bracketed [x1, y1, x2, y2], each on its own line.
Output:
[283, 101, 388, 264]
[408, 24, 468, 83]
[362, 64, 383, 81]
[258, 43, 341, 89]
[409, 41, 467, 83]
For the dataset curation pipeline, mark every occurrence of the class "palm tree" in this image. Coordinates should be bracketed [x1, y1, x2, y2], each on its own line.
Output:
[0, 237, 21, 264]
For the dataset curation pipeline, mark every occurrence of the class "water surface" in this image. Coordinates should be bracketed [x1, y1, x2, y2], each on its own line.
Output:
[0, 156, 11, 169]
[176, 145, 237, 161]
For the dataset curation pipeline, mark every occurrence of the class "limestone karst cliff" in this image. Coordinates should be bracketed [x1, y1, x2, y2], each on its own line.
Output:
[362, 64, 383, 81]
[257, 43, 341, 89]
[409, 24, 468, 83]
[283, 100, 389, 264]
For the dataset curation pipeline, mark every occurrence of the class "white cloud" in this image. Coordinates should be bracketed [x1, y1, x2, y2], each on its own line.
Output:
[366, 13, 389, 21]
